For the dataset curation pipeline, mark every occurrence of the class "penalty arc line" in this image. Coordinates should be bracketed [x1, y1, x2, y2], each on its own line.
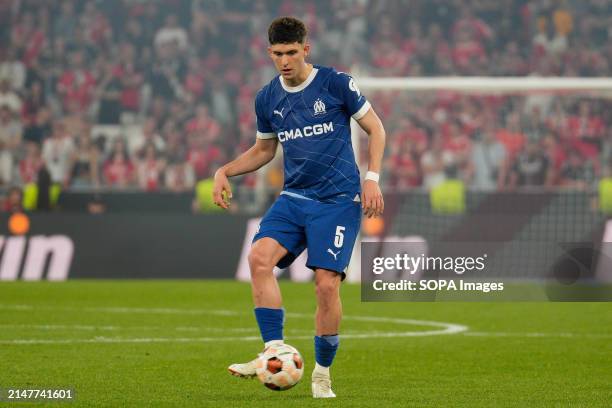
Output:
[0, 304, 468, 344]
[1, 305, 609, 343]
[2, 331, 612, 345]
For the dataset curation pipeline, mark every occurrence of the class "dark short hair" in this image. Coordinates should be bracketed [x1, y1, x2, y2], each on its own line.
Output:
[268, 17, 307, 45]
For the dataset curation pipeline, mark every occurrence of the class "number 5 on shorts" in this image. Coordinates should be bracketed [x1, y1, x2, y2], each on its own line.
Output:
[334, 226, 345, 248]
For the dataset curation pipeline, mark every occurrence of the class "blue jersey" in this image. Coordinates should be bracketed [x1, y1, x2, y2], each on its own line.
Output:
[255, 65, 370, 202]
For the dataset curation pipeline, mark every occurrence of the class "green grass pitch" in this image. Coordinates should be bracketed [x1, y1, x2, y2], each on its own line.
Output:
[1, 280, 611, 407]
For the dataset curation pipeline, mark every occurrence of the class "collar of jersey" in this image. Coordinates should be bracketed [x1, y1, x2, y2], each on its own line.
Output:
[279, 67, 318, 93]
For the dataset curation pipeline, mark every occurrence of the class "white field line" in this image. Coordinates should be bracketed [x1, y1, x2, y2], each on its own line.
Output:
[3, 330, 611, 345]
[0, 324, 328, 335]
[0, 324, 256, 333]
[0, 305, 608, 344]
[0, 304, 467, 345]
[0, 304, 463, 332]
[0, 336, 260, 345]
[0, 304, 241, 316]
[2, 324, 609, 340]
[463, 332, 612, 339]
[0, 331, 456, 345]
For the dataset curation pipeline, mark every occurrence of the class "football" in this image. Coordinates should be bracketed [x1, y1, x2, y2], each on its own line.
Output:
[255, 343, 304, 391]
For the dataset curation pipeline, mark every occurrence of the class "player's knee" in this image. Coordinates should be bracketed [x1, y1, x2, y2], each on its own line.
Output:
[248, 248, 274, 278]
[315, 277, 339, 301]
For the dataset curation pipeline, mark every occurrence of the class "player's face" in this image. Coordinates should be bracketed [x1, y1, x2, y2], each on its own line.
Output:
[268, 42, 310, 82]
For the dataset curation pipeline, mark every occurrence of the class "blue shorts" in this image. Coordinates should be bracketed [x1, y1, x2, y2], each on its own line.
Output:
[253, 193, 361, 279]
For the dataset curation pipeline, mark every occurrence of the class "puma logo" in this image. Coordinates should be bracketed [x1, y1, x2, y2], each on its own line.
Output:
[273, 108, 285, 118]
[327, 248, 341, 261]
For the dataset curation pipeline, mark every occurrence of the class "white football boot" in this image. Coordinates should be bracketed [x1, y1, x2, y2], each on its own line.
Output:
[227, 357, 258, 378]
[311, 364, 336, 398]
[228, 341, 284, 379]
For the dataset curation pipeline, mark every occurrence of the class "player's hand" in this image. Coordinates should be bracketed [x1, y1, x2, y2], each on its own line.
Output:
[361, 180, 384, 218]
[213, 169, 232, 210]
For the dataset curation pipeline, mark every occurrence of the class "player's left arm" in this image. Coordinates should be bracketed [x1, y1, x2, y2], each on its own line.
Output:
[356, 108, 386, 218]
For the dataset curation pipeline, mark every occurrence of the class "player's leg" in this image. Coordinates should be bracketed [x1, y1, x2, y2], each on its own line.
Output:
[228, 238, 288, 378]
[304, 198, 361, 398]
[249, 237, 287, 348]
[314, 269, 342, 337]
[249, 237, 286, 309]
[229, 196, 307, 379]
[312, 268, 342, 398]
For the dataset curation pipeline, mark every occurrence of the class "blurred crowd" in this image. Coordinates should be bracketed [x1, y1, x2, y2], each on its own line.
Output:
[0, 0, 610, 197]
[378, 93, 611, 191]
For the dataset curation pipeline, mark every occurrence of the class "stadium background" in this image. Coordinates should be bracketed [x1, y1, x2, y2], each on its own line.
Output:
[0, 0, 611, 280]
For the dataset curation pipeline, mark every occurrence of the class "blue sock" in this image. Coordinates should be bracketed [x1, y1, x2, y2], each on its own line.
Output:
[254, 308, 284, 343]
[314, 334, 339, 367]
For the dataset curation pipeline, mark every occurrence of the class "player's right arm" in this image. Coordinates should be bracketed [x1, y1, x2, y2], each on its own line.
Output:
[213, 138, 278, 209]
[214, 87, 277, 209]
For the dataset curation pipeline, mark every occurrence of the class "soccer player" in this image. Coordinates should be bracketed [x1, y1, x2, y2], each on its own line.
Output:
[213, 16, 385, 398]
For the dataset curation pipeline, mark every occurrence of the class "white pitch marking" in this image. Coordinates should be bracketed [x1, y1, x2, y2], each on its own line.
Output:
[3, 324, 607, 340]
[463, 332, 612, 339]
[0, 324, 436, 337]
[1, 305, 608, 343]
[0, 324, 257, 333]
[0, 330, 457, 345]
[0, 304, 468, 344]
[0, 304, 34, 310]
[2, 330, 611, 345]
[0, 305, 241, 316]
[0, 324, 317, 335]
[0, 336, 262, 345]
[0, 304, 467, 334]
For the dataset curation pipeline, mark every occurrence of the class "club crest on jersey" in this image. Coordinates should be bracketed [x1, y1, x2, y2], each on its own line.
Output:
[313, 98, 326, 116]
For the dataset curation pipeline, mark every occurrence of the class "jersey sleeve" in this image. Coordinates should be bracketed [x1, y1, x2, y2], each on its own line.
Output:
[330, 71, 371, 120]
[254, 89, 276, 139]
